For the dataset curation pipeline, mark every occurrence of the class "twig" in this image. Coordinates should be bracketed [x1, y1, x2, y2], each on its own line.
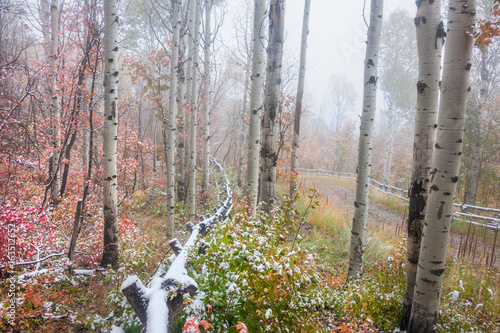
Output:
[0, 251, 85, 270]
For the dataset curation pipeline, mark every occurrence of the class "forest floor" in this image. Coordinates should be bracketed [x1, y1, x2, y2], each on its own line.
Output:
[2, 173, 499, 332]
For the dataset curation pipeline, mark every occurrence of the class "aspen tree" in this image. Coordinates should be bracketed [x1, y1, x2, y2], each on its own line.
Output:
[259, 0, 285, 213]
[464, 0, 493, 206]
[245, 0, 266, 213]
[201, 0, 212, 195]
[400, 0, 443, 329]
[290, 0, 311, 198]
[166, 0, 181, 238]
[101, 0, 119, 268]
[347, 0, 384, 279]
[49, 0, 61, 205]
[187, 0, 201, 221]
[181, 0, 196, 202]
[408, 0, 476, 330]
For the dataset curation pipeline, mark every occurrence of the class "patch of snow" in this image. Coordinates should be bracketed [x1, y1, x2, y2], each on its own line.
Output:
[73, 269, 95, 276]
[110, 325, 125, 333]
[265, 308, 272, 319]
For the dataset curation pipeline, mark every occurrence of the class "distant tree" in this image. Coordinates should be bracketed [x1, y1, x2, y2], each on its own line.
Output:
[463, 0, 499, 206]
[289, 0, 311, 198]
[326, 74, 358, 172]
[379, 9, 417, 186]
[327, 74, 357, 135]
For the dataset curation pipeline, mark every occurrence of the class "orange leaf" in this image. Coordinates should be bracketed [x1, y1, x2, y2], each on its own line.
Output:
[235, 322, 249, 333]
[199, 320, 213, 330]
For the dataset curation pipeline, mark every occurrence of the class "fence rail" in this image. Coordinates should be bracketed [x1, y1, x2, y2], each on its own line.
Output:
[298, 168, 500, 229]
[120, 157, 232, 332]
[299, 168, 500, 266]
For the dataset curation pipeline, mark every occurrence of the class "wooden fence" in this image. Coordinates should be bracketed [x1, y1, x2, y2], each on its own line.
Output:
[299, 168, 500, 266]
[120, 157, 232, 332]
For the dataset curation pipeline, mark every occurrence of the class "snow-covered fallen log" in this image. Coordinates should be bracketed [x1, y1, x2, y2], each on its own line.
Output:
[120, 157, 232, 332]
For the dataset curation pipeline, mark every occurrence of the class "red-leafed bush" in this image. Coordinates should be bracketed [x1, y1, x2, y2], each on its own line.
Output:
[0, 202, 55, 269]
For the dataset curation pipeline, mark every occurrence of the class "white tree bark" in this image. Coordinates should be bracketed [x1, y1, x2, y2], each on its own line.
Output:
[201, 0, 212, 195]
[166, 0, 181, 238]
[400, 0, 443, 329]
[49, 0, 61, 205]
[245, 0, 266, 213]
[181, 0, 196, 202]
[82, 77, 90, 171]
[408, 0, 476, 331]
[347, 0, 383, 279]
[289, 0, 311, 198]
[187, 0, 201, 221]
[101, 0, 119, 268]
[177, 59, 187, 201]
[259, 0, 285, 213]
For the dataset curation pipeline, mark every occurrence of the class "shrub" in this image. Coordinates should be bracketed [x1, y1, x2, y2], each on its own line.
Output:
[179, 193, 329, 332]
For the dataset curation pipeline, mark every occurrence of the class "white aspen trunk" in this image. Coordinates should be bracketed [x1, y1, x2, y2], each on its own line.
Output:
[201, 0, 212, 195]
[382, 119, 396, 186]
[382, 133, 390, 184]
[400, 1, 443, 329]
[82, 77, 90, 171]
[464, 44, 489, 206]
[259, 0, 285, 213]
[188, 0, 201, 221]
[347, 0, 383, 279]
[49, 0, 61, 205]
[184, 0, 196, 202]
[289, 0, 311, 198]
[245, 0, 266, 213]
[177, 60, 187, 200]
[408, 0, 476, 330]
[41, 0, 50, 59]
[238, 57, 251, 188]
[101, 0, 119, 268]
[167, 0, 181, 238]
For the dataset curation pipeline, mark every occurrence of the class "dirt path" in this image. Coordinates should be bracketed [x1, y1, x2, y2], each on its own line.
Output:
[304, 179, 405, 232]
[302, 177, 500, 268]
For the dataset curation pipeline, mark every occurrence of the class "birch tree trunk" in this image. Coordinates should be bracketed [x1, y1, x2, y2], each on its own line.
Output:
[408, 0, 476, 330]
[347, 0, 383, 279]
[259, 0, 285, 213]
[201, 0, 212, 195]
[49, 0, 61, 205]
[101, 0, 119, 268]
[245, 0, 266, 213]
[289, 0, 311, 199]
[167, 0, 181, 238]
[82, 78, 90, 172]
[177, 57, 186, 201]
[183, 0, 196, 203]
[400, 0, 443, 329]
[187, 0, 201, 221]
[238, 56, 251, 188]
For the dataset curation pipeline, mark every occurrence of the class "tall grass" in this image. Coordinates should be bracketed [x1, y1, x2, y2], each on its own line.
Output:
[280, 178, 500, 332]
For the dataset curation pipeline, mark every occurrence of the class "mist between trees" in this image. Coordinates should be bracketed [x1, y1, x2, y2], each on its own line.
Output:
[1, 0, 500, 331]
